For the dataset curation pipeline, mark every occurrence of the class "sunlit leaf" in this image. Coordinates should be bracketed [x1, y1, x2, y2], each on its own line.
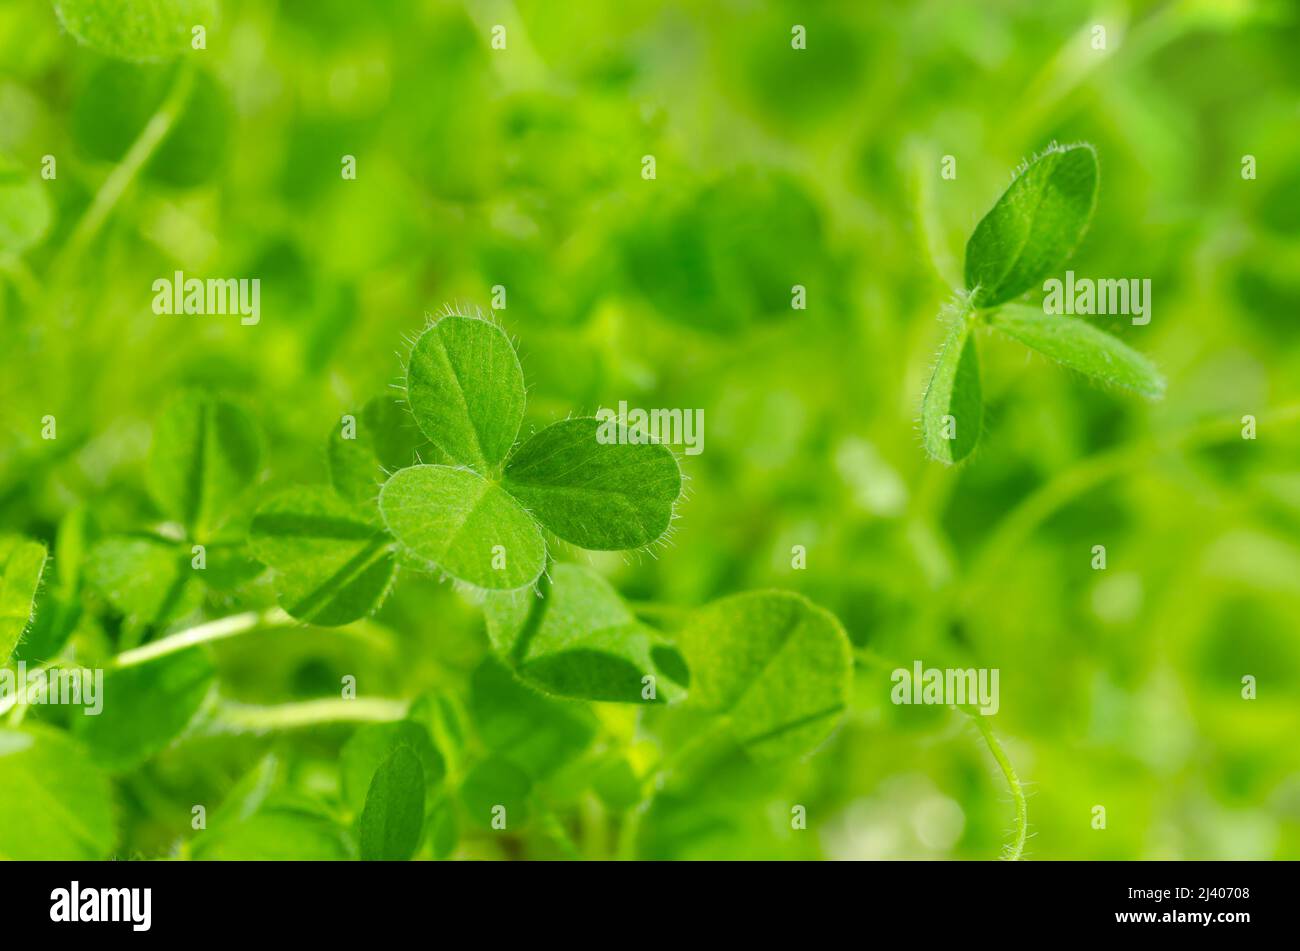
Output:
[379, 464, 544, 590]
[85, 534, 202, 626]
[327, 394, 433, 504]
[406, 315, 525, 472]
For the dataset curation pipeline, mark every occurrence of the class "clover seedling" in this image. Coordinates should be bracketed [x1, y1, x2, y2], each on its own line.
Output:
[922, 143, 1166, 464]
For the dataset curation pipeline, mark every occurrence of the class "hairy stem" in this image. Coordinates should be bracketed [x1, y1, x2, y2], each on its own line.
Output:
[966, 711, 1027, 861]
[112, 607, 297, 668]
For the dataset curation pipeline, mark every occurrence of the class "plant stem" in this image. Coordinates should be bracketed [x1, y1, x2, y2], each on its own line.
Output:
[965, 710, 1027, 861]
[112, 607, 296, 668]
[212, 697, 408, 733]
[56, 61, 195, 272]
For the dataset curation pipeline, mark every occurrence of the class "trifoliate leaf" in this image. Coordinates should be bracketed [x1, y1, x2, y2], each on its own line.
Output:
[0, 535, 47, 666]
[989, 304, 1166, 398]
[921, 319, 982, 465]
[0, 727, 114, 860]
[502, 417, 681, 550]
[53, 0, 219, 62]
[406, 315, 525, 473]
[379, 464, 544, 591]
[965, 143, 1098, 307]
[148, 391, 262, 541]
[484, 563, 684, 703]
[73, 648, 214, 770]
[248, 487, 397, 625]
[678, 590, 852, 760]
[358, 744, 426, 861]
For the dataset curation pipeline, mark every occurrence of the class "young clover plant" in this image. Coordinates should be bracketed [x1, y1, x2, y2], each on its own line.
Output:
[921, 142, 1166, 464]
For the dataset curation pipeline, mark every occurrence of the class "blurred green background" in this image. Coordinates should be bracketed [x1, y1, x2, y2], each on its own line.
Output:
[2, 0, 1300, 859]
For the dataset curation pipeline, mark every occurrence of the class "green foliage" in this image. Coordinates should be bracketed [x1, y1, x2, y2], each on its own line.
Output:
[966, 143, 1099, 307]
[248, 487, 396, 625]
[53, 0, 218, 61]
[484, 562, 684, 703]
[920, 320, 982, 465]
[148, 391, 261, 540]
[0, 727, 114, 860]
[73, 649, 214, 769]
[0, 535, 47, 665]
[503, 417, 681, 550]
[988, 305, 1166, 398]
[340, 720, 445, 813]
[327, 395, 431, 504]
[380, 465, 544, 590]
[358, 744, 426, 861]
[406, 315, 525, 472]
[679, 591, 852, 759]
[379, 313, 682, 588]
[86, 533, 202, 625]
[920, 143, 1161, 464]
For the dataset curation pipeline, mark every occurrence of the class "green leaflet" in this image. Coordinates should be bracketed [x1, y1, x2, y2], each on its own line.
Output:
[148, 391, 262, 540]
[248, 487, 397, 625]
[503, 417, 682, 550]
[340, 720, 445, 813]
[0, 535, 47, 666]
[920, 319, 982, 465]
[678, 590, 852, 760]
[73, 61, 231, 187]
[484, 562, 684, 703]
[426, 793, 459, 859]
[989, 304, 1166, 398]
[379, 465, 544, 591]
[73, 648, 214, 770]
[0, 727, 114, 860]
[85, 534, 202, 626]
[0, 157, 52, 254]
[965, 143, 1098, 307]
[358, 745, 426, 861]
[53, 0, 219, 61]
[406, 315, 525, 472]
[327, 395, 433, 504]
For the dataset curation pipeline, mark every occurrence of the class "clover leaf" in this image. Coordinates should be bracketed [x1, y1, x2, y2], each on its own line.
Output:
[53, 0, 219, 62]
[920, 143, 1164, 464]
[0, 727, 114, 860]
[379, 313, 682, 590]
